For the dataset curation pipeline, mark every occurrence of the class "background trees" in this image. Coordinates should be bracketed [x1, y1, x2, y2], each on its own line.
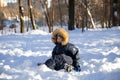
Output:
[0, 0, 120, 33]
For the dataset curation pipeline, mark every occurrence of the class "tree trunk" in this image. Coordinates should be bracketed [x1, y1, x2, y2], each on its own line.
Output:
[65, 0, 68, 8]
[28, 0, 37, 30]
[103, 0, 106, 28]
[68, 0, 75, 30]
[81, 0, 85, 32]
[52, 0, 55, 28]
[103, 0, 110, 28]
[87, 8, 96, 29]
[106, 0, 111, 28]
[85, 0, 88, 28]
[80, 1, 96, 29]
[58, 0, 63, 27]
[40, 0, 53, 33]
[18, 0, 24, 33]
[118, 0, 120, 26]
[75, 8, 81, 28]
[112, 0, 117, 26]
[108, 0, 111, 28]
[110, 0, 113, 27]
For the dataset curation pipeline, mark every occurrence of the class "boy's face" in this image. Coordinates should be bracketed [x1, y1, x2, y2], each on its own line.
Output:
[57, 36, 63, 43]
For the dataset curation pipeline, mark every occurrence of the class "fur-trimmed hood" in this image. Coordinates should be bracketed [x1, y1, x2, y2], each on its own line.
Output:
[52, 28, 69, 46]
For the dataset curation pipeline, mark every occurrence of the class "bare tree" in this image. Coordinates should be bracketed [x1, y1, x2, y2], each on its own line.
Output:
[52, 0, 55, 28]
[82, 0, 96, 29]
[58, 0, 63, 27]
[40, 0, 53, 33]
[75, 2, 81, 29]
[118, 0, 120, 26]
[102, 0, 111, 28]
[18, 0, 24, 33]
[28, 0, 37, 30]
[68, 0, 75, 30]
[111, 0, 118, 26]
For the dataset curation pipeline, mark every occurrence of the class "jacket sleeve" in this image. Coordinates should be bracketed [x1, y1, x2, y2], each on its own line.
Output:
[68, 45, 80, 67]
[52, 46, 56, 58]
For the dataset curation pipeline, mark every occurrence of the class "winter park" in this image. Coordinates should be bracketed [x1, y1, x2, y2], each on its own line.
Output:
[0, 0, 120, 80]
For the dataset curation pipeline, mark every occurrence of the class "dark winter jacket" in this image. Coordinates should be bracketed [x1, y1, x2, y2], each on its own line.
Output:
[52, 43, 80, 68]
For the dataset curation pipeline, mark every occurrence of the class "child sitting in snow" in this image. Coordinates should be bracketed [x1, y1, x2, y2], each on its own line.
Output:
[38, 28, 81, 72]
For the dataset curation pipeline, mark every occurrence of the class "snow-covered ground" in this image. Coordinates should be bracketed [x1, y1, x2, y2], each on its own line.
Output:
[0, 27, 120, 80]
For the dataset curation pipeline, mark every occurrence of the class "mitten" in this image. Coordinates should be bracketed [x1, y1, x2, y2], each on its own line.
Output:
[74, 65, 81, 72]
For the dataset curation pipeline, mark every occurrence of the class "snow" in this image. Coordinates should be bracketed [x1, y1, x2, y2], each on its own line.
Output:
[0, 27, 120, 80]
